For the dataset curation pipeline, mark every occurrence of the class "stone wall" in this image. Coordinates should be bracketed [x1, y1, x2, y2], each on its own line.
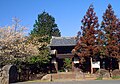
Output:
[0, 65, 18, 84]
[41, 72, 92, 81]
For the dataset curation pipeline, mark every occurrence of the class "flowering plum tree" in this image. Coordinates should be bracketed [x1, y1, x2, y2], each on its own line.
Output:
[0, 19, 39, 65]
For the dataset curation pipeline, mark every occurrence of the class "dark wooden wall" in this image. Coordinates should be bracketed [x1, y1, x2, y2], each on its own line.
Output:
[51, 46, 75, 54]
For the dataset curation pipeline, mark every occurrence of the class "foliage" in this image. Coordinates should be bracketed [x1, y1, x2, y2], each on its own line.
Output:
[30, 11, 61, 40]
[96, 76, 103, 80]
[63, 58, 72, 71]
[26, 36, 51, 65]
[73, 5, 100, 59]
[101, 4, 120, 58]
[112, 76, 120, 79]
[0, 19, 39, 65]
[73, 4, 120, 72]
[29, 11, 61, 67]
[26, 48, 51, 64]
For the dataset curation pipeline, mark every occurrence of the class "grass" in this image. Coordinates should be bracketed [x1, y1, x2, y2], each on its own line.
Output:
[96, 75, 120, 80]
[111, 76, 120, 79]
[95, 76, 103, 80]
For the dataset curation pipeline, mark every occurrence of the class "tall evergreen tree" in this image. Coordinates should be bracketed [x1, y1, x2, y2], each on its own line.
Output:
[101, 4, 120, 58]
[73, 5, 100, 59]
[117, 21, 120, 53]
[31, 11, 61, 39]
[29, 12, 61, 72]
[101, 4, 120, 70]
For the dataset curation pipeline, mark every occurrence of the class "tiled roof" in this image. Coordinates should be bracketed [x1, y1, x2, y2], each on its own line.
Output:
[49, 36, 77, 46]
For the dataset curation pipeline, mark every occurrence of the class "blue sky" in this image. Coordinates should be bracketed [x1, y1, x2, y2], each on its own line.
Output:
[0, 0, 120, 36]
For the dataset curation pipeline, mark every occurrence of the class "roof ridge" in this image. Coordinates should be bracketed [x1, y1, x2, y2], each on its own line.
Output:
[50, 36, 77, 46]
[52, 36, 76, 39]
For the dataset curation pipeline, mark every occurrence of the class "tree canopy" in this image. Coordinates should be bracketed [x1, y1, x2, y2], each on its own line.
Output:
[28, 11, 61, 66]
[0, 18, 39, 65]
[73, 4, 120, 60]
[31, 11, 61, 39]
[73, 5, 100, 59]
[101, 4, 120, 58]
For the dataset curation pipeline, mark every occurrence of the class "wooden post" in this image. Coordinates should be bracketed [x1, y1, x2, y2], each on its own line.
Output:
[90, 57, 93, 74]
[72, 62, 74, 72]
[118, 61, 120, 70]
[54, 62, 58, 73]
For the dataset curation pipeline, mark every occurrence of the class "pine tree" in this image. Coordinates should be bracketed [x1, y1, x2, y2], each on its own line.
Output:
[31, 11, 61, 39]
[29, 12, 61, 70]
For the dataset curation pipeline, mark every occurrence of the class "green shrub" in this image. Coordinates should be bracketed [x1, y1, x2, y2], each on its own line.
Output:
[63, 58, 72, 71]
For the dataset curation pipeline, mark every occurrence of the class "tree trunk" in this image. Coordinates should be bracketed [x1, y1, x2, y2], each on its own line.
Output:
[90, 57, 93, 74]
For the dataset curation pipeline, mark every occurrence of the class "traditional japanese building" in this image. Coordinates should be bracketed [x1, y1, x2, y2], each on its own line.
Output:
[49, 36, 80, 72]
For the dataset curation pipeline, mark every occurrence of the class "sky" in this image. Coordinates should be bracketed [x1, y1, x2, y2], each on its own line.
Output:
[0, 0, 120, 36]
